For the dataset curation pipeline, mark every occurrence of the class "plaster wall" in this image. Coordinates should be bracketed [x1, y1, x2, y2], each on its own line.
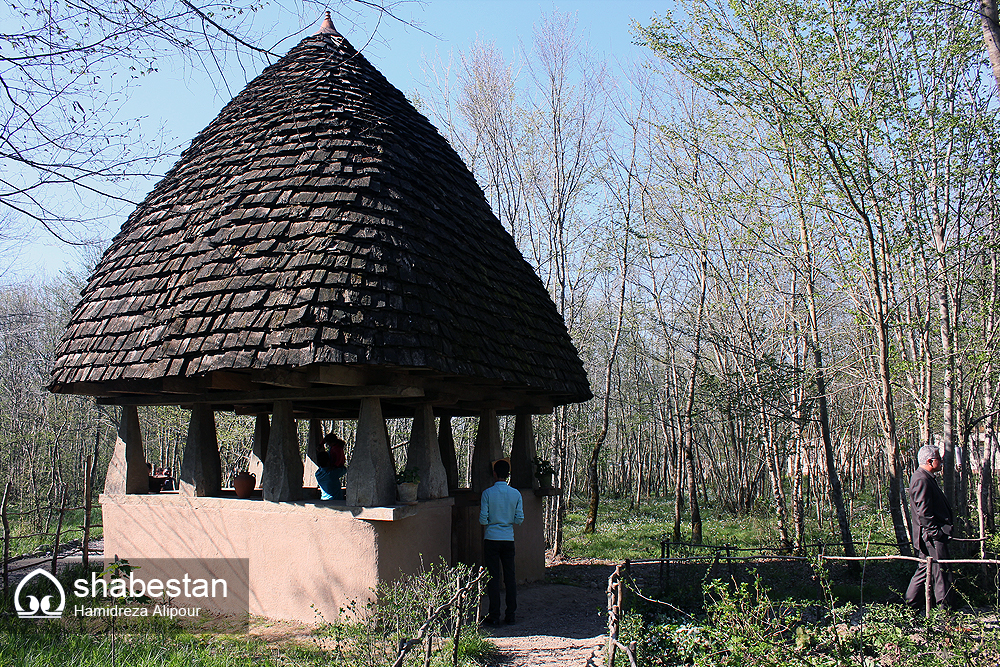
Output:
[515, 490, 546, 583]
[100, 494, 453, 623]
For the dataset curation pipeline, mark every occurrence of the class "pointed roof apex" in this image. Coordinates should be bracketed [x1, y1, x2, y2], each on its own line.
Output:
[316, 11, 339, 35]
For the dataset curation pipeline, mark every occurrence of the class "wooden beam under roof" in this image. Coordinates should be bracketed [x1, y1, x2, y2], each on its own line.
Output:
[97, 385, 424, 407]
[251, 368, 311, 388]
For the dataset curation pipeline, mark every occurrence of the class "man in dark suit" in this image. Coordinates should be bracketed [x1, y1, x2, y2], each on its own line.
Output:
[905, 444, 955, 610]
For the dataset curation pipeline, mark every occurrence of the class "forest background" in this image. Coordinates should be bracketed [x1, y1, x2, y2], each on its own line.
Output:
[2, 0, 999, 562]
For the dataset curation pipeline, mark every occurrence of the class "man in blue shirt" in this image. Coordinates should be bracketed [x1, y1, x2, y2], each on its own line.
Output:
[479, 459, 524, 625]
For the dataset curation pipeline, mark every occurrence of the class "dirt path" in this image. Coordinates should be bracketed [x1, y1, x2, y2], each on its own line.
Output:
[479, 559, 613, 667]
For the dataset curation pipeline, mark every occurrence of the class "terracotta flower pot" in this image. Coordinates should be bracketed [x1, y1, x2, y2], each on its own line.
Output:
[234, 471, 256, 498]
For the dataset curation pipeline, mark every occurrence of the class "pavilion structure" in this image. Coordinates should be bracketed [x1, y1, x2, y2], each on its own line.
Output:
[49, 14, 590, 622]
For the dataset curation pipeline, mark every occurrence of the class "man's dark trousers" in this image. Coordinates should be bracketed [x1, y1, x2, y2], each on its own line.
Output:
[905, 536, 953, 609]
[484, 539, 516, 621]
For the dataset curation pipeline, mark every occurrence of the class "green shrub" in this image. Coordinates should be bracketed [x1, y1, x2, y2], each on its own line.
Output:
[318, 558, 491, 667]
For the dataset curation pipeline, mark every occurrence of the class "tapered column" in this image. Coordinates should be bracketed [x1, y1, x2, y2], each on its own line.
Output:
[248, 413, 269, 487]
[303, 419, 322, 487]
[510, 413, 537, 489]
[105, 405, 147, 494]
[347, 398, 395, 506]
[438, 415, 459, 491]
[407, 404, 448, 499]
[180, 404, 222, 497]
[470, 409, 503, 493]
[261, 401, 303, 502]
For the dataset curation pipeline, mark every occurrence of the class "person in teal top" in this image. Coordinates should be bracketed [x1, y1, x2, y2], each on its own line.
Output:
[479, 459, 524, 625]
[315, 433, 347, 500]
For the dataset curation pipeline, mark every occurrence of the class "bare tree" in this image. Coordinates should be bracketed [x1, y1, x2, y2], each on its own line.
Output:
[1, 0, 411, 252]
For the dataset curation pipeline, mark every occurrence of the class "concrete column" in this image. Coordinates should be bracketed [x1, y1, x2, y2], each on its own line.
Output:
[179, 404, 222, 497]
[347, 397, 395, 506]
[438, 414, 459, 491]
[261, 401, 303, 502]
[470, 409, 503, 493]
[407, 404, 448, 499]
[303, 419, 322, 488]
[510, 413, 537, 490]
[104, 405, 147, 494]
[248, 413, 269, 487]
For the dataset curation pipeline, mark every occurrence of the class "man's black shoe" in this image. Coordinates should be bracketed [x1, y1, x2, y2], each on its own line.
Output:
[480, 617, 500, 627]
[504, 616, 515, 625]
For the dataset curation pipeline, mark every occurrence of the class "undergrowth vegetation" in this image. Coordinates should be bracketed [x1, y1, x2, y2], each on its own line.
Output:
[0, 560, 493, 667]
[316, 558, 492, 667]
[577, 497, 1000, 666]
[619, 575, 1000, 667]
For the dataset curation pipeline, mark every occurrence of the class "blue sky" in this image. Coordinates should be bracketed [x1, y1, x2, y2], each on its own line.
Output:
[13, 0, 669, 282]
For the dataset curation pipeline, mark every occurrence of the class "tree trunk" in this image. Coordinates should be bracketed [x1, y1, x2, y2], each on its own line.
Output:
[682, 253, 709, 544]
[584, 236, 630, 534]
[982, 0, 1000, 91]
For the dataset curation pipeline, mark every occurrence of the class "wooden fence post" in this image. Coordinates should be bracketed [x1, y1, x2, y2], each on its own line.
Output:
[51, 484, 68, 575]
[607, 564, 624, 667]
[452, 573, 464, 667]
[665, 540, 670, 586]
[925, 555, 933, 618]
[659, 540, 666, 589]
[83, 455, 93, 570]
[1, 481, 10, 599]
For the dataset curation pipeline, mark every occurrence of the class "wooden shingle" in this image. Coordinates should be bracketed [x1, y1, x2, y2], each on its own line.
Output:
[50, 24, 591, 410]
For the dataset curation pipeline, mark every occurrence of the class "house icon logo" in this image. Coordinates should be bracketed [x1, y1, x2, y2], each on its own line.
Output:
[14, 568, 66, 619]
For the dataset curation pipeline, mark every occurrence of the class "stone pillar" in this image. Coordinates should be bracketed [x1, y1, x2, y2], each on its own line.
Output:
[303, 419, 322, 488]
[510, 413, 537, 490]
[347, 397, 395, 506]
[261, 401, 303, 502]
[438, 414, 459, 491]
[407, 404, 448, 499]
[104, 405, 147, 494]
[470, 409, 503, 493]
[179, 404, 222, 497]
[248, 413, 269, 488]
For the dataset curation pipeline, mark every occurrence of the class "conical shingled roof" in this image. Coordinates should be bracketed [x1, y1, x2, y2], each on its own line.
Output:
[49, 23, 591, 414]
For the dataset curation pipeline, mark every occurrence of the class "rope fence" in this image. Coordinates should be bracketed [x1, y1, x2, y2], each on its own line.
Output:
[607, 542, 1000, 664]
[645, 537, 993, 589]
[1, 456, 100, 598]
[605, 538, 1000, 667]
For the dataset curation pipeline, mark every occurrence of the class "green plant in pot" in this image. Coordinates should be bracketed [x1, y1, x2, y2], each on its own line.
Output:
[395, 467, 421, 503]
[532, 456, 556, 488]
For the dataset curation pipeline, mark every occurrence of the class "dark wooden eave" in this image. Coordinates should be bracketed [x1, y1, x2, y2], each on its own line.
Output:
[53, 365, 556, 418]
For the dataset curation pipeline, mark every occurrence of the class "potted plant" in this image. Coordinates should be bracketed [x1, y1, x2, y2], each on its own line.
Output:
[532, 456, 556, 488]
[395, 467, 420, 503]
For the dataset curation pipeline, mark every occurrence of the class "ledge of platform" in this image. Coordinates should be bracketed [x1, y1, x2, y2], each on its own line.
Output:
[99, 492, 455, 522]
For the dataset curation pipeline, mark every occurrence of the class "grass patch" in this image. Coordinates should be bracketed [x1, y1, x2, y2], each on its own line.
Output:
[5, 506, 104, 559]
[1, 561, 495, 667]
[563, 495, 911, 559]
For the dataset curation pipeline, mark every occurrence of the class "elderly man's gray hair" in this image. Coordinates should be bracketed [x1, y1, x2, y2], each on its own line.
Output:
[918, 444, 941, 466]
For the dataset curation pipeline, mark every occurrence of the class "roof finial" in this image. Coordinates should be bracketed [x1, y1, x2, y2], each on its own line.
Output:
[317, 10, 338, 35]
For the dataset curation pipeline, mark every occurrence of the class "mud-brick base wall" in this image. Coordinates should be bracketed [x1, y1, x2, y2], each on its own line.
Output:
[100, 493, 454, 623]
